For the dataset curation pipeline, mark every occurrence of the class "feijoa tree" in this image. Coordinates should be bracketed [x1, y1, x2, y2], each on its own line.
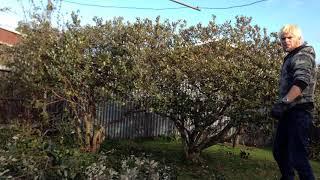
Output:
[133, 16, 282, 162]
[5, 13, 138, 151]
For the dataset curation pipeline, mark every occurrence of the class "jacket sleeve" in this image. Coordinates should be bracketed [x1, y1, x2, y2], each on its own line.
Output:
[291, 53, 314, 90]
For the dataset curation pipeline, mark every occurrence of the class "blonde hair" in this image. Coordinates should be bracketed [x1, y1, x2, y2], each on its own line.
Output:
[279, 24, 303, 42]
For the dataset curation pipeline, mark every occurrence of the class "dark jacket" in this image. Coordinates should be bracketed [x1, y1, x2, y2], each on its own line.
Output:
[279, 44, 317, 106]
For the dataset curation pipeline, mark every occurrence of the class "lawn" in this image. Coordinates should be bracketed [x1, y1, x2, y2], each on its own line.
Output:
[104, 139, 320, 180]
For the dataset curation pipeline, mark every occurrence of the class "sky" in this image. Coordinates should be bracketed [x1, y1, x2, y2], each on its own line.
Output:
[0, 0, 319, 62]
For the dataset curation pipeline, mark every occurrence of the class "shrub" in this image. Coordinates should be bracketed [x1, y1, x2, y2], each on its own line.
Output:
[0, 123, 96, 179]
[85, 153, 175, 180]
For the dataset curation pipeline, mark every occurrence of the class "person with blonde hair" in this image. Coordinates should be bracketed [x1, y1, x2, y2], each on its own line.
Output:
[271, 24, 316, 180]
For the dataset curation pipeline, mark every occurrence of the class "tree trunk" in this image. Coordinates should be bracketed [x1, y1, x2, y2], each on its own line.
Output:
[91, 126, 105, 152]
[84, 112, 93, 149]
[232, 124, 242, 148]
[75, 118, 83, 145]
[232, 131, 241, 148]
[183, 140, 202, 163]
[82, 102, 105, 152]
[185, 149, 201, 163]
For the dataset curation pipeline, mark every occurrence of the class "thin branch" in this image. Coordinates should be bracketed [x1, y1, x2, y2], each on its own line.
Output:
[200, 122, 234, 150]
[50, 89, 87, 111]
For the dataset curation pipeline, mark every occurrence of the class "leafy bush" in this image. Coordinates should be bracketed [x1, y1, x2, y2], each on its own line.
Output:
[309, 141, 320, 161]
[0, 124, 178, 179]
[85, 153, 175, 180]
[0, 123, 96, 179]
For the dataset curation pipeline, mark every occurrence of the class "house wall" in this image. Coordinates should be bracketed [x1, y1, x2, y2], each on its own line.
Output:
[0, 27, 20, 71]
[0, 27, 20, 46]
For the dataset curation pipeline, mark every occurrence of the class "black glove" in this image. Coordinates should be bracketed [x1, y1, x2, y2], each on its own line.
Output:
[271, 101, 290, 120]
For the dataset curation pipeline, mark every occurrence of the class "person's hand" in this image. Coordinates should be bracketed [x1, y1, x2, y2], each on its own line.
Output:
[271, 100, 290, 120]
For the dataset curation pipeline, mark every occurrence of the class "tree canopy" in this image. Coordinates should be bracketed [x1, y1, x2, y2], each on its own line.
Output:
[2, 10, 290, 161]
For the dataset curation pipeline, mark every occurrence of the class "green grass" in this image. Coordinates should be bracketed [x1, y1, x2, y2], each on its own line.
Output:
[205, 144, 320, 180]
[102, 139, 320, 180]
[204, 144, 280, 180]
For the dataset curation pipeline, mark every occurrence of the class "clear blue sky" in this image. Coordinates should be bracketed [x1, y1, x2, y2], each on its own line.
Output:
[1, 0, 319, 62]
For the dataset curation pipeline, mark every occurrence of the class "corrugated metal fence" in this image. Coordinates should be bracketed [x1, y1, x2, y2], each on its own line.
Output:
[0, 98, 29, 122]
[0, 99, 176, 139]
[96, 101, 176, 139]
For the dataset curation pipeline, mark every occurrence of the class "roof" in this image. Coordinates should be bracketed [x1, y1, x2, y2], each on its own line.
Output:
[0, 65, 10, 72]
[0, 26, 21, 35]
[0, 26, 21, 46]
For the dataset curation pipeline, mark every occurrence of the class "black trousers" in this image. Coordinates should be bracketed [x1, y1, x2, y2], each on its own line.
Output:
[273, 108, 315, 180]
